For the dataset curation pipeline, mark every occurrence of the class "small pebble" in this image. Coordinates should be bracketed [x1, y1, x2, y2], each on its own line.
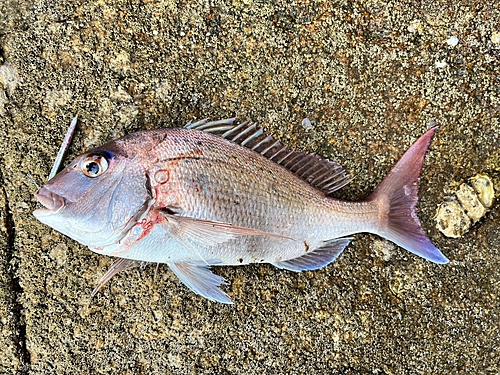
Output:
[491, 32, 500, 44]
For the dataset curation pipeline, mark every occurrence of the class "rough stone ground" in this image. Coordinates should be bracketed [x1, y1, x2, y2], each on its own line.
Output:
[0, 1, 499, 374]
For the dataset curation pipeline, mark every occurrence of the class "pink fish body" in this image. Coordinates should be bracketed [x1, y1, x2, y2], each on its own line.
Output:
[34, 119, 448, 303]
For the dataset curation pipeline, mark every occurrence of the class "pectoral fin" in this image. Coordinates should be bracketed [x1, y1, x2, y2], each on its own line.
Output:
[162, 212, 293, 247]
[272, 238, 352, 272]
[168, 261, 232, 304]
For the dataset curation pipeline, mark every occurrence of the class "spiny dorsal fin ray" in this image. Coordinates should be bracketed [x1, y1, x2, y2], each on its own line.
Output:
[185, 118, 353, 195]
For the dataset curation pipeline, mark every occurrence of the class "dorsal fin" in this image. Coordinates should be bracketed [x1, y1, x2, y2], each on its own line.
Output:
[185, 118, 352, 195]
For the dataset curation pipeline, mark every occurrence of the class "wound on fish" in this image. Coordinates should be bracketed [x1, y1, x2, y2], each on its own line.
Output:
[33, 118, 448, 304]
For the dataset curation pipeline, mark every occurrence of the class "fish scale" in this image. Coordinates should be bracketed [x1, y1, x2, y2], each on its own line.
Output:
[150, 134, 352, 260]
[34, 119, 448, 304]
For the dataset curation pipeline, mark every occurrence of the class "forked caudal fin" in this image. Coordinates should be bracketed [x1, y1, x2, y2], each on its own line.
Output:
[367, 127, 449, 264]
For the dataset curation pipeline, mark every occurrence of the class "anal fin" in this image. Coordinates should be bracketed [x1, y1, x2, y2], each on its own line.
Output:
[168, 261, 232, 304]
[272, 238, 351, 272]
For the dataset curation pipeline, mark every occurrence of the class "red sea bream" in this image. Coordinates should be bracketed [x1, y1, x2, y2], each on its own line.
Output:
[34, 119, 448, 303]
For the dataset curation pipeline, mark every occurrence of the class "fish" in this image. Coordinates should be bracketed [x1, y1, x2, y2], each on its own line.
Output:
[33, 119, 448, 304]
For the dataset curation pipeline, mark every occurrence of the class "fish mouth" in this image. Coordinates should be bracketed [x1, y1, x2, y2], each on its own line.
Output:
[34, 187, 67, 213]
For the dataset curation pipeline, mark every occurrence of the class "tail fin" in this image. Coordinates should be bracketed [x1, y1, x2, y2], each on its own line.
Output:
[367, 127, 449, 264]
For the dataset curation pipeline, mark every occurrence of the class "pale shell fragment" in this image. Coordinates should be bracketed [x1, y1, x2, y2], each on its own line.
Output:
[470, 174, 495, 208]
[301, 117, 312, 130]
[435, 200, 472, 238]
[455, 183, 487, 224]
[435, 173, 495, 238]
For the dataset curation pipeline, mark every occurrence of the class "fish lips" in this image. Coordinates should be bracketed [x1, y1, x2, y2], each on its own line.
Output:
[34, 187, 67, 215]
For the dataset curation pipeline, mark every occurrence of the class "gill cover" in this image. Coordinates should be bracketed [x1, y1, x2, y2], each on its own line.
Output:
[34, 145, 151, 248]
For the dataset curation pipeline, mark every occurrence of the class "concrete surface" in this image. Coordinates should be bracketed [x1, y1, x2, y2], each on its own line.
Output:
[0, 0, 499, 374]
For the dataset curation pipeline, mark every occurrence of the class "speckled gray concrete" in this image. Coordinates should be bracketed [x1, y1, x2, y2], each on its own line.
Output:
[1, 1, 499, 374]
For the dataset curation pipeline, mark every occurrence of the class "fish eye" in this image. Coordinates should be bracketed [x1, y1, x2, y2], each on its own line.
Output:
[80, 154, 109, 178]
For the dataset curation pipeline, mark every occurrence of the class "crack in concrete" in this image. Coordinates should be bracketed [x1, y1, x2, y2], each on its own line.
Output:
[0, 163, 30, 373]
[0, 32, 29, 371]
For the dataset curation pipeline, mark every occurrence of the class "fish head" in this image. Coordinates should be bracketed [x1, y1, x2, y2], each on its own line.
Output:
[33, 141, 152, 248]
